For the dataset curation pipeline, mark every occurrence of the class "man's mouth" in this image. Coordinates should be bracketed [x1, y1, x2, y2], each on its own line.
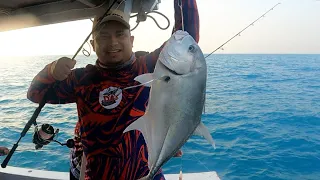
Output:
[108, 50, 121, 53]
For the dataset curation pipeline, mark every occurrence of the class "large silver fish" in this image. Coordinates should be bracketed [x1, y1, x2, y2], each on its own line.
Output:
[123, 30, 216, 180]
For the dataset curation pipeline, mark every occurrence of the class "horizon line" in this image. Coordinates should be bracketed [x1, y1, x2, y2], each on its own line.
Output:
[1, 53, 320, 57]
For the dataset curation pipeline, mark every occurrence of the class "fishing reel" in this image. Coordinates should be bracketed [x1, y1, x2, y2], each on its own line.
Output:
[32, 123, 75, 150]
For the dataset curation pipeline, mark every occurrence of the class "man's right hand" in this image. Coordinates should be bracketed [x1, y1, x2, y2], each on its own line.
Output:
[50, 57, 76, 81]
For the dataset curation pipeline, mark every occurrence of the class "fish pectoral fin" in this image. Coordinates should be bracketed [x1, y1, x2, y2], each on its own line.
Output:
[123, 116, 147, 134]
[134, 73, 170, 87]
[134, 73, 155, 87]
[193, 122, 216, 149]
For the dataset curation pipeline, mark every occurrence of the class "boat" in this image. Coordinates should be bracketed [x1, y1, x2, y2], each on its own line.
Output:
[0, 0, 220, 179]
[0, 166, 220, 180]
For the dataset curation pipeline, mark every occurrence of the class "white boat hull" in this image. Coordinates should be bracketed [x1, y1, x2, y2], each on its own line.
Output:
[0, 166, 220, 180]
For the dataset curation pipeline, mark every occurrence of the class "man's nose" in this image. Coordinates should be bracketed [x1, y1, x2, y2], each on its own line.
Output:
[110, 35, 119, 45]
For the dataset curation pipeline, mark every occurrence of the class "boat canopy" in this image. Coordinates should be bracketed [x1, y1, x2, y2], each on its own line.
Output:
[0, 0, 160, 32]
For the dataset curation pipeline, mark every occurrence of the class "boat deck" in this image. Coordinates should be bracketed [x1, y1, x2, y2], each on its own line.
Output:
[0, 166, 220, 180]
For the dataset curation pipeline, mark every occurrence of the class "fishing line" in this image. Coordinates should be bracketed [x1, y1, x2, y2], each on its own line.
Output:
[177, 0, 186, 171]
[178, 0, 184, 31]
[205, 2, 282, 59]
[183, 145, 216, 179]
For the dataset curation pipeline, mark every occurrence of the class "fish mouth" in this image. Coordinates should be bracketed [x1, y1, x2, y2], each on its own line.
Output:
[160, 59, 183, 76]
[167, 56, 196, 75]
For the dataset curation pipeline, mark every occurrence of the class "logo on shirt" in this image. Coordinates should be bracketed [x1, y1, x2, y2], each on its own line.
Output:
[99, 87, 122, 109]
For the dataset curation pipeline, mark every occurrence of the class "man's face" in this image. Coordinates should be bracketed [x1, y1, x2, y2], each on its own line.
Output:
[91, 20, 134, 66]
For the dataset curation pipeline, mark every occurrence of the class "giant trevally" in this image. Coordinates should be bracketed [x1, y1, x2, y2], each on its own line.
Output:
[123, 30, 216, 180]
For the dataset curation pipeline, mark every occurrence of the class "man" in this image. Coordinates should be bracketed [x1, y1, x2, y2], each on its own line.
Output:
[27, 0, 199, 179]
[0, 147, 9, 156]
[69, 51, 154, 180]
[69, 50, 182, 180]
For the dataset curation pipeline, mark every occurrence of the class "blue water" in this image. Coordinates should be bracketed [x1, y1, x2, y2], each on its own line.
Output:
[0, 54, 319, 180]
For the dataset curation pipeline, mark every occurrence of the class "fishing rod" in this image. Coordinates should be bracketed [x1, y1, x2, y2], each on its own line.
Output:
[1, 0, 120, 169]
[205, 2, 281, 58]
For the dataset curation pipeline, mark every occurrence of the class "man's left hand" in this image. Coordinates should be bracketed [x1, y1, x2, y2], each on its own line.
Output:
[0, 147, 9, 156]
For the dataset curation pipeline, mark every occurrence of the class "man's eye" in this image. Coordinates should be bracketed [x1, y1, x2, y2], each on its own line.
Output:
[117, 32, 124, 37]
[96, 33, 109, 39]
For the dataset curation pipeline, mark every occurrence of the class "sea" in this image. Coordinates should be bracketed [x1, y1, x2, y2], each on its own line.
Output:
[0, 54, 319, 180]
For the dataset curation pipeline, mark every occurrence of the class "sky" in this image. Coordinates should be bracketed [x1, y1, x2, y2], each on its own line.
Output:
[0, 0, 319, 56]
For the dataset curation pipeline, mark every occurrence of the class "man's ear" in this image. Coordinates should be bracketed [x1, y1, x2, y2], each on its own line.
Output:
[90, 40, 95, 52]
[130, 36, 134, 47]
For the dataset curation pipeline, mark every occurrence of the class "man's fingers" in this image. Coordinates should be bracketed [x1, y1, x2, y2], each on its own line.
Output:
[174, 149, 183, 157]
[52, 57, 76, 81]
[62, 65, 72, 74]
[59, 73, 69, 81]
[4, 149, 9, 155]
[57, 57, 76, 69]
[65, 59, 77, 69]
[0, 147, 9, 156]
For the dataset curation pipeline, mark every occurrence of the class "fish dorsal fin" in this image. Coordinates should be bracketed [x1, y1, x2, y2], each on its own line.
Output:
[193, 122, 216, 149]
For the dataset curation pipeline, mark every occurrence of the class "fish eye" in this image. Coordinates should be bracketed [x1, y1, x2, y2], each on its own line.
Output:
[188, 45, 196, 53]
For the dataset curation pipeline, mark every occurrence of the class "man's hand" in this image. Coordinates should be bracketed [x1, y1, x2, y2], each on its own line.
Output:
[173, 149, 183, 157]
[0, 147, 9, 156]
[50, 57, 76, 81]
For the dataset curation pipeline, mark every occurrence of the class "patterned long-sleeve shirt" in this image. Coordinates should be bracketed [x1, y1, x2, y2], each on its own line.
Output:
[27, 0, 199, 179]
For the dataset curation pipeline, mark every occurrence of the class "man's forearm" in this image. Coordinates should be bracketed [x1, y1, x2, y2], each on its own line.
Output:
[173, 0, 199, 43]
